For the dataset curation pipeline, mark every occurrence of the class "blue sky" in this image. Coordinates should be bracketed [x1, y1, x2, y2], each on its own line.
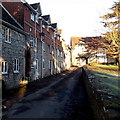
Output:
[26, 0, 118, 44]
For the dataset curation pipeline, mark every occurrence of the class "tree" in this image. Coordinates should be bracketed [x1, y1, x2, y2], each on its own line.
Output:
[101, 1, 120, 66]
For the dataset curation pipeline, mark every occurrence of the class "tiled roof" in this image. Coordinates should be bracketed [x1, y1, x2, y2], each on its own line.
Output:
[2, 5, 23, 30]
[50, 23, 57, 29]
[42, 15, 50, 21]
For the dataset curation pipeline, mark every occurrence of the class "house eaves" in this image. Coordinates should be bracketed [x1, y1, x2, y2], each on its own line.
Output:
[42, 15, 51, 24]
[23, 2, 37, 14]
[1, 4, 24, 30]
[30, 2, 42, 16]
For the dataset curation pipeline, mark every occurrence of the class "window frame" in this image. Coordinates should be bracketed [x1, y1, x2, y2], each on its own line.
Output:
[29, 39, 34, 47]
[4, 28, 11, 43]
[14, 59, 19, 73]
[30, 13, 35, 21]
[43, 59, 45, 69]
[47, 26, 49, 32]
[2, 61, 8, 74]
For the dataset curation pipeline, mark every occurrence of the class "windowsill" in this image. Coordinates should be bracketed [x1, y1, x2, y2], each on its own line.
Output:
[2, 72, 8, 75]
[5, 41, 11, 44]
[31, 19, 35, 22]
[36, 21, 39, 24]
[13, 71, 19, 73]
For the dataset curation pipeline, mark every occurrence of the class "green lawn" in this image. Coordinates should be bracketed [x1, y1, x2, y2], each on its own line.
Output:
[87, 64, 119, 96]
[92, 64, 118, 71]
[86, 64, 120, 118]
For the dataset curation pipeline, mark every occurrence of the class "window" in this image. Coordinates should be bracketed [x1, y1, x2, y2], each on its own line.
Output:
[4, 28, 11, 43]
[30, 39, 34, 47]
[61, 52, 63, 57]
[48, 45, 52, 53]
[2, 61, 8, 74]
[14, 59, 19, 73]
[57, 36, 60, 40]
[30, 27, 32, 32]
[43, 59, 45, 69]
[42, 24, 45, 28]
[42, 42, 45, 52]
[47, 26, 49, 32]
[35, 59, 38, 70]
[54, 32, 56, 38]
[57, 49, 59, 56]
[36, 15, 39, 23]
[30, 13, 35, 21]
[49, 60, 51, 69]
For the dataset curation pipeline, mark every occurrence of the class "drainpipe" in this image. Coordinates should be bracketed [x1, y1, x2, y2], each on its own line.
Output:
[54, 31, 56, 74]
[34, 14, 37, 80]
[40, 17, 43, 78]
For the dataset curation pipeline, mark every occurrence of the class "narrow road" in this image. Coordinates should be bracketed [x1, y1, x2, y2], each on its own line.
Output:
[2, 67, 94, 119]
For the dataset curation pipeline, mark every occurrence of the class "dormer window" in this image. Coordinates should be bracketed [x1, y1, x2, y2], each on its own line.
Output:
[31, 13, 35, 21]
[47, 26, 49, 32]
[36, 15, 39, 23]
[54, 32, 56, 38]
[42, 24, 45, 28]
[42, 21, 46, 28]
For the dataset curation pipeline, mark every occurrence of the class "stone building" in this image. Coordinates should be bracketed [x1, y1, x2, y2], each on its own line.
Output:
[2, 0, 66, 87]
[2, 1, 42, 81]
[0, 4, 26, 89]
[61, 38, 71, 70]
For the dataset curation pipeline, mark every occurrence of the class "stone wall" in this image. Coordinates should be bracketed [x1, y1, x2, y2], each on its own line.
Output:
[1, 25, 25, 89]
[81, 67, 111, 120]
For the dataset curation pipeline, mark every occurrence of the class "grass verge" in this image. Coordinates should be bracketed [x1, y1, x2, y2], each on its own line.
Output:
[85, 64, 120, 119]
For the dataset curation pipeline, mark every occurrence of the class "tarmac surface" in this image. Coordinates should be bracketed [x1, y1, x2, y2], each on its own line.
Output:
[2, 67, 94, 119]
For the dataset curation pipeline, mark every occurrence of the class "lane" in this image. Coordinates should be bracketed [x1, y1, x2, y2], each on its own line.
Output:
[2, 67, 94, 119]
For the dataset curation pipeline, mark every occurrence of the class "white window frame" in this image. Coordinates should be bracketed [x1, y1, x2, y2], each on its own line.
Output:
[4, 28, 11, 43]
[54, 32, 56, 38]
[57, 49, 59, 57]
[42, 42, 45, 52]
[30, 27, 32, 32]
[2, 61, 8, 74]
[35, 59, 38, 70]
[43, 59, 45, 69]
[57, 35, 60, 40]
[42, 24, 45, 28]
[49, 60, 51, 69]
[14, 59, 19, 73]
[30, 13, 35, 21]
[61, 52, 62, 57]
[30, 39, 34, 47]
[36, 15, 39, 23]
[47, 26, 49, 32]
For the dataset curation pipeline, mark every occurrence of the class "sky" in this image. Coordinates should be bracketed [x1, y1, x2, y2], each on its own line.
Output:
[26, 0, 118, 44]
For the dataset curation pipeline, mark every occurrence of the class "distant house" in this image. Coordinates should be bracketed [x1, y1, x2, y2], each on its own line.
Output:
[97, 48, 107, 63]
[61, 39, 71, 70]
[70, 36, 111, 66]
[0, 4, 26, 89]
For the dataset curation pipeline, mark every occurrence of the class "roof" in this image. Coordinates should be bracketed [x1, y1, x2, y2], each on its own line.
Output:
[42, 15, 51, 24]
[42, 15, 50, 21]
[1, 4, 23, 30]
[30, 3, 40, 10]
[30, 2, 42, 15]
[50, 23, 57, 29]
